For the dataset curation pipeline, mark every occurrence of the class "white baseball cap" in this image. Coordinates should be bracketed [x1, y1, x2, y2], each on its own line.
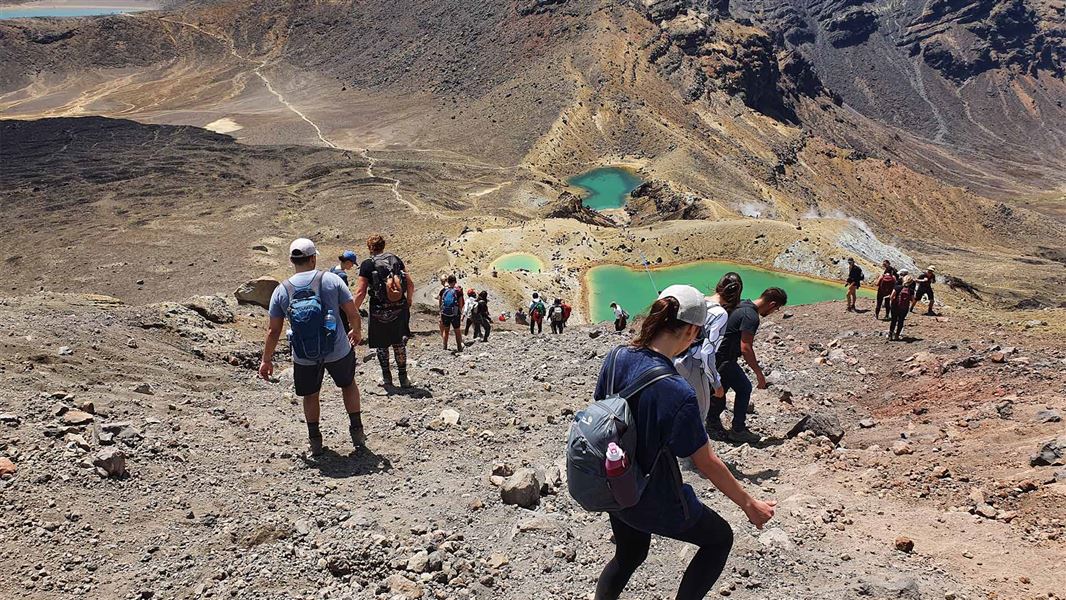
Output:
[658, 284, 707, 326]
[289, 238, 318, 258]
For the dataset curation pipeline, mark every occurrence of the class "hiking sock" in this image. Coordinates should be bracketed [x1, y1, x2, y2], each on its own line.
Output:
[347, 412, 362, 429]
[307, 421, 321, 439]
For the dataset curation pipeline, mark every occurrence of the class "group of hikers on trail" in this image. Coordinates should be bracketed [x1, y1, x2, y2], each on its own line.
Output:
[258, 235, 413, 456]
[258, 239, 787, 598]
[523, 292, 573, 334]
[845, 258, 937, 341]
[569, 280, 782, 599]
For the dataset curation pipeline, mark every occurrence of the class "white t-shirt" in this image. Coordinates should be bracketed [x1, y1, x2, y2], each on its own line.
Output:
[613, 305, 625, 318]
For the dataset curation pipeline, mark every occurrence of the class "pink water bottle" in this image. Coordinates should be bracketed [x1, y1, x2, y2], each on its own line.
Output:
[605, 442, 639, 507]
[605, 443, 628, 477]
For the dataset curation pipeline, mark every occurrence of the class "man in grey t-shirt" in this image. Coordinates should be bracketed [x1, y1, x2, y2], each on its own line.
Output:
[259, 238, 365, 456]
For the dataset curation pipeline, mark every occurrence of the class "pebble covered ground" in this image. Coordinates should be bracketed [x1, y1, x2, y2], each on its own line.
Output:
[1, 292, 1064, 599]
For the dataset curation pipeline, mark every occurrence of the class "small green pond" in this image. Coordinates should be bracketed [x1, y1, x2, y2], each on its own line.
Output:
[492, 253, 544, 273]
[587, 261, 873, 322]
[569, 167, 642, 210]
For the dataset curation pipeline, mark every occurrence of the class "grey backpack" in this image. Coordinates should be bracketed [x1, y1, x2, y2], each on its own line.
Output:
[566, 346, 675, 512]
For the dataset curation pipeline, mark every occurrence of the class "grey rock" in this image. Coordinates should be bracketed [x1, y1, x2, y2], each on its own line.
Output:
[1030, 436, 1066, 466]
[500, 468, 541, 508]
[1035, 409, 1062, 423]
[92, 448, 127, 478]
[856, 576, 920, 599]
[406, 550, 429, 573]
[234, 277, 280, 309]
[182, 295, 235, 324]
[858, 418, 877, 429]
[786, 413, 844, 444]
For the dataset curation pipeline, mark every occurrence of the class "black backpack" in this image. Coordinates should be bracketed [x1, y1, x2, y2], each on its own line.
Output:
[370, 253, 406, 304]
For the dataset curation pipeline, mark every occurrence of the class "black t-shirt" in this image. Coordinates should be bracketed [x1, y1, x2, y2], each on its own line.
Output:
[715, 300, 760, 365]
[847, 264, 864, 285]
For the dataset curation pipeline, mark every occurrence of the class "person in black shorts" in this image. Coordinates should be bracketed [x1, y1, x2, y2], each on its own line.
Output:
[438, 274, 464, 352]
[354, 235, 415, 388]
[259, 238, 365, 456]
[912, 266, 936, 316]
[845, 257, 864, 312]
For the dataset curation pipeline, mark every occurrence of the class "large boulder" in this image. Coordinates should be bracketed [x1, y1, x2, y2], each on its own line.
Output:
[786, 413, 845, 444]
[234, 278, 280, 309]
[183, 295, 235, 323]
[500, 468, 541, 508]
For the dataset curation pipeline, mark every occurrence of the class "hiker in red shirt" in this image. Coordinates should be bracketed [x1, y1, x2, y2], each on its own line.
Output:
[874, 260, 897, 321]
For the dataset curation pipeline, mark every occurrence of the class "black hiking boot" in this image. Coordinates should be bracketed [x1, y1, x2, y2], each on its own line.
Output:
[349, 425, 367, 448]
[308, 436, 324, 457]
[727, 427, 762, 445]
[398, 369, 412, 389]
[381, 369, 394, 388]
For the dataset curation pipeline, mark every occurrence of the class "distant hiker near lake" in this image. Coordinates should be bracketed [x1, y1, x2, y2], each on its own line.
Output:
[874, 260, 897, 322]
[913, 266, 937, 316]
[610, 302, 628, 332]
[845, 257, 864, 312]
[258, 238, 365, 456]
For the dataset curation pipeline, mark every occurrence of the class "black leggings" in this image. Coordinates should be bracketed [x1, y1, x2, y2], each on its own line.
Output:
[595, 506, 733, 600]
[889, 308, 907, 338]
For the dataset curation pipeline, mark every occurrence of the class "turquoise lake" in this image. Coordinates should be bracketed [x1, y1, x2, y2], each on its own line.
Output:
[586, 261, 872, 323]
[569, 167, 642, 210]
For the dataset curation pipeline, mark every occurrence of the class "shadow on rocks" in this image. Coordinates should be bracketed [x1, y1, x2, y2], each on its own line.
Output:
[384, 384, 433, 399]
[301, 446, 394, 479]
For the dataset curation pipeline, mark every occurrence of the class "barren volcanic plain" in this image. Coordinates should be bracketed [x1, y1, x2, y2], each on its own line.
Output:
[1, 0, 1064, 599]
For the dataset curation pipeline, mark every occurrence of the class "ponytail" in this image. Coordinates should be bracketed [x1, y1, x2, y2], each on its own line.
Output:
[715, 272, 743, 312]
[630, 297, 690, 348]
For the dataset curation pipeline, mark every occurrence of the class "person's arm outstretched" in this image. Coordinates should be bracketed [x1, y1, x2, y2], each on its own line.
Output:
[690, 442, 776, 528]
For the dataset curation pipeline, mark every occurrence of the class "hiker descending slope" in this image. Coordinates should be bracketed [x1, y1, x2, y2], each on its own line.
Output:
[354, 235, 415, 389]
[330, 249, 359, 332]
[258, 238, 365, 456]
[711, 287, 787, 443]
[463, 288, 480, 340]
[674, 272, 743, 428]
[474, 290, 492, 343]
[529, 293, 546, 334]
[913, 266, 937, 316]
[438, 275, 464, 352]
[888, 270, 916, 341]
[569, 285, 775, 600]
[548, 298, 568, 334]
[874, 260, 897, 321]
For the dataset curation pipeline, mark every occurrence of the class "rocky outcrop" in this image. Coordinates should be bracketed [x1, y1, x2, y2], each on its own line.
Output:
[545, 191, 617, 227]
[625, 180, 709, 224]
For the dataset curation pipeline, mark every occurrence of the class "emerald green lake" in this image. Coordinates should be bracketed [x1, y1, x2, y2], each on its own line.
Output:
[586, 261, 872, 322]
[569, 167, 642, 210]
[492, 253, 544, 273]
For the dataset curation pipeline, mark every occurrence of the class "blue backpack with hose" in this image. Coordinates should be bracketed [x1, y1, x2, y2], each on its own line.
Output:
[441, 287, 460, 317]
[282, 271, 335, 363]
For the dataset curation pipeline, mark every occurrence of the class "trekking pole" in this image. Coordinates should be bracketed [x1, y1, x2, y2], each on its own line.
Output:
[638, 249, 658, 295]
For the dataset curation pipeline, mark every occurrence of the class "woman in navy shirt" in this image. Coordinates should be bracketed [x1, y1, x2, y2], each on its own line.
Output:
[593, 285, 777, 599]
